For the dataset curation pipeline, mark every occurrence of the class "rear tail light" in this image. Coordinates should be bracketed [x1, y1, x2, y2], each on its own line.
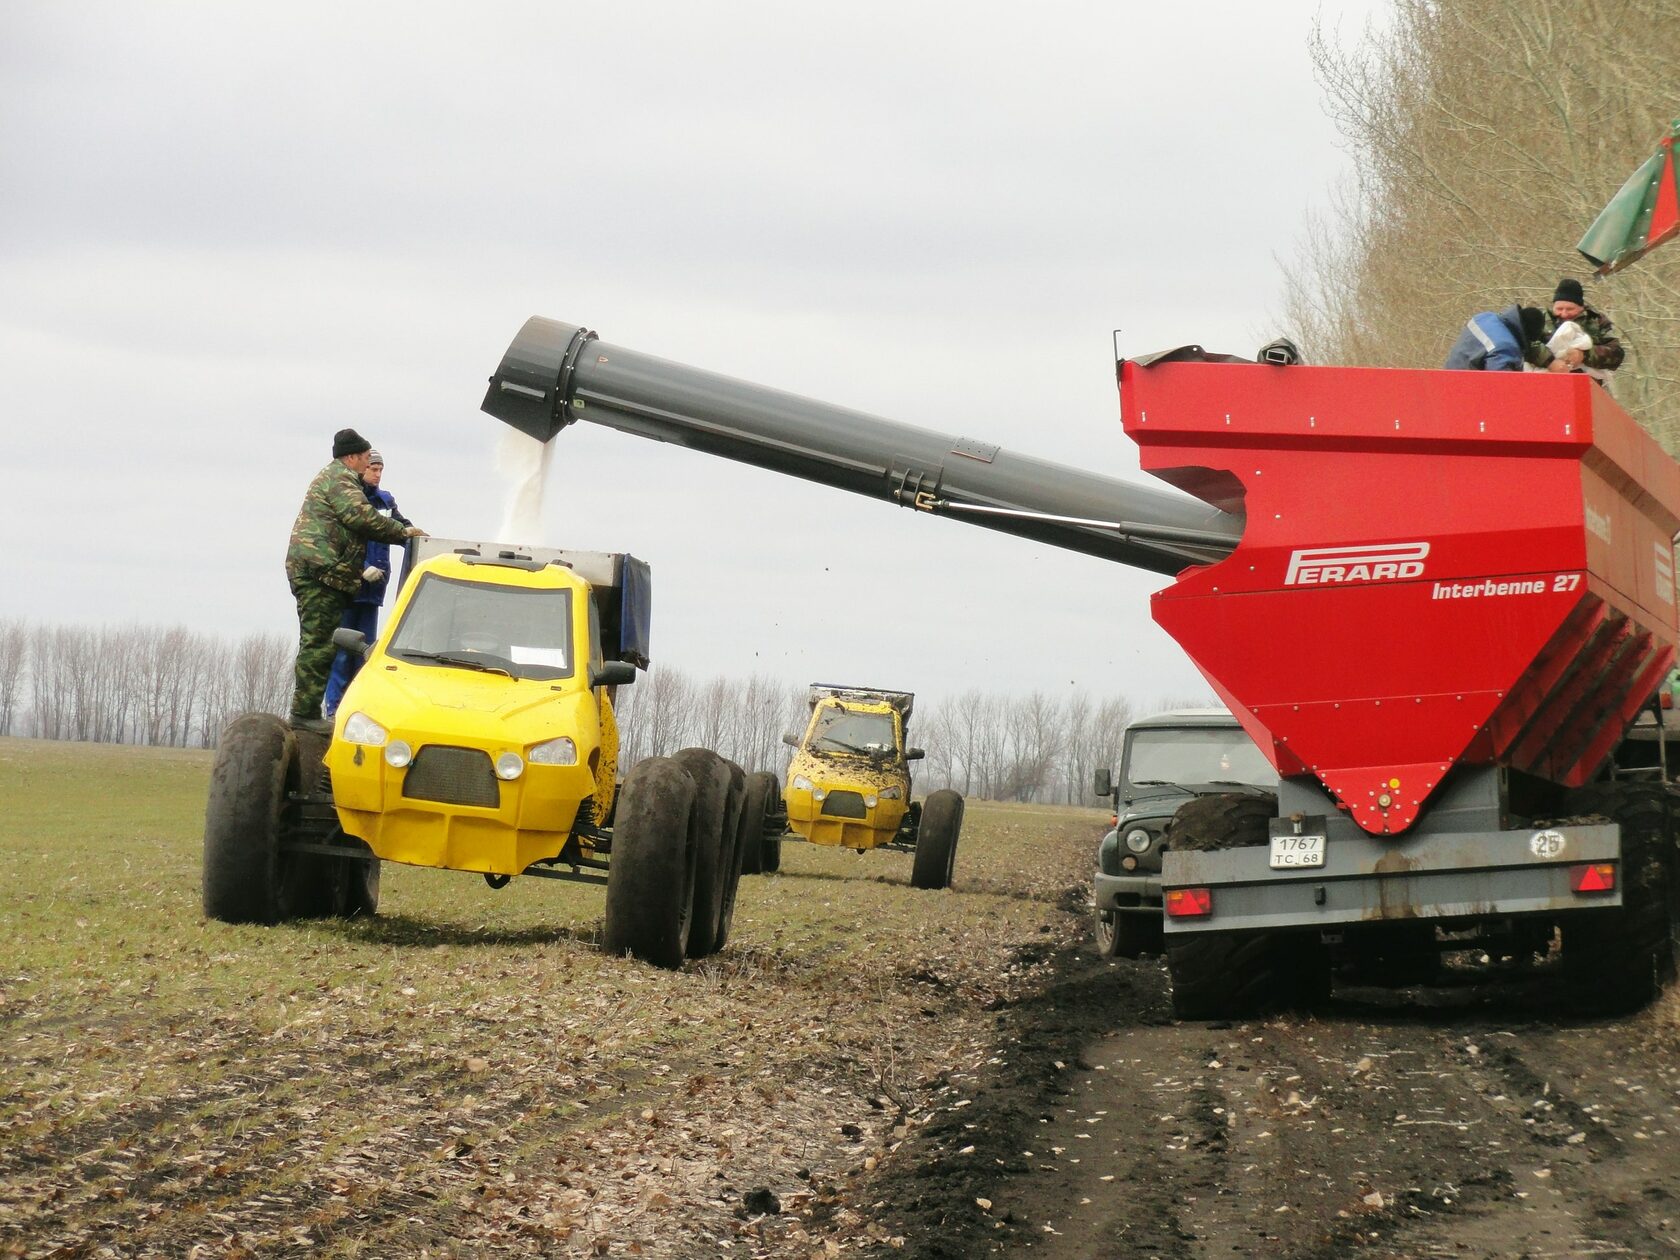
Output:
[1165, 887, 1213, 918]
[1569, 862, 1616, 894]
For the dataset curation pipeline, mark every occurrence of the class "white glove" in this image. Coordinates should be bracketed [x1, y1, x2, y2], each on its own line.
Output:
[362, 565, 383, 583]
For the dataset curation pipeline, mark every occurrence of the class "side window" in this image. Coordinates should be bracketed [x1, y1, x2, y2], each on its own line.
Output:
[587, 597, 604, 674]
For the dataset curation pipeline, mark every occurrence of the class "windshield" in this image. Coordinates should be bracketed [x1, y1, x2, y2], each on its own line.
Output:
[809, 706, 897, 756]
[1124, 726, 1276, 789]
[387, 574, 574, 681]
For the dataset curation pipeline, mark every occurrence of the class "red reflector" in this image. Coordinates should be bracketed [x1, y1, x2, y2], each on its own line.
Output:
[1664, 692, 1675, 709]
[1569, 862, 1616, 893]
[1165, 887, 1213, 918]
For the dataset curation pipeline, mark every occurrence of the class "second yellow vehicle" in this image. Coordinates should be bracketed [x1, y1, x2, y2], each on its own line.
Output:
[745, 684, 965, 889]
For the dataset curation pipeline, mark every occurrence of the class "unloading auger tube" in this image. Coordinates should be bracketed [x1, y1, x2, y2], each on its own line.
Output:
[481, 316, 1242, 575]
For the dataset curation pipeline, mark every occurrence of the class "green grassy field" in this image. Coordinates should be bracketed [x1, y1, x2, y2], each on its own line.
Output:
[0, 736, 1105, 1257]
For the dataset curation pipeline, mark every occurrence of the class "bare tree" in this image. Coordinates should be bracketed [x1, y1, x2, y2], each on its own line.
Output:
[1061, 690, 1094, 804]
[1090, 696, 1135, 797]
[992, 692, 1063, 802]
[0, 619, 26, 736]
[915, 700, 957, 794]
[196, 637, 234, 749]
[230, 632, 293, 716]
[694, 676, 733, 757]
[735, 673, 788, 774]
[621, 664, 696, 762]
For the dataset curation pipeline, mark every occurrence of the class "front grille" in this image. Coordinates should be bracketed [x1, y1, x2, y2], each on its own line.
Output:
[403, 746, 500, 808]
[820, 790, 868, 818]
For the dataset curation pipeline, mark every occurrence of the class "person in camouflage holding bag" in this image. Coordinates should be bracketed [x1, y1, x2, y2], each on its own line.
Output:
[1532, 277, 1624, 378]
[285, 428, 423, 731]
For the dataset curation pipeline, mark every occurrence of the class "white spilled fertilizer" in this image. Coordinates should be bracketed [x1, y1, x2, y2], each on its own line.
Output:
[495, 429, 555, 545]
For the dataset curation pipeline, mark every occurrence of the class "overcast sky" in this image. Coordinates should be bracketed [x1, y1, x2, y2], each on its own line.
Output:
[1, 1, 1386, 714]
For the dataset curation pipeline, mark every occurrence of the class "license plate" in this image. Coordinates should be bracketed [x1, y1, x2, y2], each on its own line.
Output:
[1269, 833, 1325, 869]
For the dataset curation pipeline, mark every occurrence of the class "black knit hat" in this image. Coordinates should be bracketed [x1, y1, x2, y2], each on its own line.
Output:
[1554, 277, 1585, 306]
[1519, 306, 1547, 342]
[332, 428, 372, 458]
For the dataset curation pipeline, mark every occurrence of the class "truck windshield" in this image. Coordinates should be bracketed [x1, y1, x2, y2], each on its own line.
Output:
[810, 707, 896, 755]
[1125, 726, 1275, 789]
[387, 574, 574, 681]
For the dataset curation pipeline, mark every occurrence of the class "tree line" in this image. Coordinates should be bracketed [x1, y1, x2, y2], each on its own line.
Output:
[0, 619, 292, 749]
[0, 618, 1194, 804]
[1283, 0, 1680, 446]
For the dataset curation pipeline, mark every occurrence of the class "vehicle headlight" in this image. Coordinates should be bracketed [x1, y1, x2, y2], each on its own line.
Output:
[342, 711, 387, 747]
[879, 785, 903, 800]
[792, 775, 814, 792]
[529, 736, 578, 766]
[495, 752, 525, 780]
[384, 740, 412, 768]
[1124, 827, 1153, 854]
[863, 793, 878, 808]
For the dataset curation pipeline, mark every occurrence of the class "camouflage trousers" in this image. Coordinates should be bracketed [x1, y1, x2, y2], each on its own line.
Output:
[290, 579, 352, 720]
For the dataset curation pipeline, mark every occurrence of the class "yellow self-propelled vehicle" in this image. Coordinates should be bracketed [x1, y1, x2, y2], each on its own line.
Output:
[745, 684, 964, 889]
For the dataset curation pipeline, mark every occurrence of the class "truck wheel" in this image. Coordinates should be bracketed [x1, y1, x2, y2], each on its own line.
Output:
[760, 776, 785, 873]
[673, 748, 733, 959]
[1162, 791, 1330, 1019]
[1096, 908, 1159, 959]
[710, 762, 748, 951]
[911, 789, 963, 890]
[306, 767, 380, 919]
[740, 772, 780, 874]
[281, 740, 348, 920]
[1168, 930, 1329, 1019]
[1562, 781, 1679, 1013]
[604, 757, 699, 968]
[203, 713, 293, 924]
[337, 844, 382, 918]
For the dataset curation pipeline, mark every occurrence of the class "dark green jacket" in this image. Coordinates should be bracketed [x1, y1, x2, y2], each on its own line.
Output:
[1533, 307, 1625, 372]
[285, 461, 412, 593]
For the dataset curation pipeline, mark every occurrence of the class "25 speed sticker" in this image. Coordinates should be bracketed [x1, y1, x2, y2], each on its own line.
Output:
[1530, 830, 1567, 858]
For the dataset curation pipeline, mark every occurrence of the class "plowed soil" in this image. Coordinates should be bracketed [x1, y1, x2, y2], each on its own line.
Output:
[5, 737, 1680, 1259]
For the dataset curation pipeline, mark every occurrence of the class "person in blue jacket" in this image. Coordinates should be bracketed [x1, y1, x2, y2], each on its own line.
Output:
[1443, 305, 1547, 371]
[323, 450, 412, 718]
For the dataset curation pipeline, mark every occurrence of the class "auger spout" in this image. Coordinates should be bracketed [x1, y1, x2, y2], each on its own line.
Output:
[482, 316, 1243, 576]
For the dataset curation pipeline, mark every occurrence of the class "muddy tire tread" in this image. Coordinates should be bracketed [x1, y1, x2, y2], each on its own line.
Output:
[202, 713, 293, 924]
[1163, 791, 1330, 1019]
[603, 757, 698, 968]
[912, 789, 963, 890]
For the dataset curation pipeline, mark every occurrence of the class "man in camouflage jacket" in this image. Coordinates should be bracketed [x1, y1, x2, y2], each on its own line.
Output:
[285, 428, 421, 729]
[1532, 277, 1625, 376]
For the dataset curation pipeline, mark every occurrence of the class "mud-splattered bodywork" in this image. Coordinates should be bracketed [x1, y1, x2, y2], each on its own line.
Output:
[784, 694, 913, 849]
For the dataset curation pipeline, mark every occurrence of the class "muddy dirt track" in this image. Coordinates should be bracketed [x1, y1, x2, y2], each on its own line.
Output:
[873, 950, 1680, 1260]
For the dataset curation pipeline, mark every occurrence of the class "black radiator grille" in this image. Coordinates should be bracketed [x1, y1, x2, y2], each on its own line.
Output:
[820, 790, 868, 818]
[403, 746, 500, 808]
